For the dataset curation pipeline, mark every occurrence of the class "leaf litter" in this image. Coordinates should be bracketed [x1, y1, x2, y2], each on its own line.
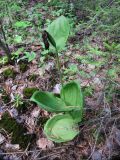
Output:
[0, 1, 120, 160]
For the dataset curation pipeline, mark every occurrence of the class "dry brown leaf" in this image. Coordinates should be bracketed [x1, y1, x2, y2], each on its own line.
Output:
[53, 84, 61, 94]
[25, 116, 35, 133]
[36, 138, 54, 150]
[5, 143, 20, 151]
[0, 133, 5, 144]
[31, 107, 40, 118]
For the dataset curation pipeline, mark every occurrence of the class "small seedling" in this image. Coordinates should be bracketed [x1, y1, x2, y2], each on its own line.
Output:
[18, 51, 36, 62]
[13, 94, 23, 107]
[64, 64, 78, 75]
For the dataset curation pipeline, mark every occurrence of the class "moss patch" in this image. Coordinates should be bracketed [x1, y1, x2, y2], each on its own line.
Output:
[23, 87, 39, 98]
[19, 63, 29, 73]
[1, 90, 11, 104]
[0, 112, 34, 149]
[2, 68, 17, 79]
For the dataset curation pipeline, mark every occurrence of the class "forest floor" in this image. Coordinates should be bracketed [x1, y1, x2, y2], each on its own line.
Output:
[0, 1, 120, 160]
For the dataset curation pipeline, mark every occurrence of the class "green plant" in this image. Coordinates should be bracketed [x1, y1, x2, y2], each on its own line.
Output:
[43, 15, 70, 85]
[11, 48, 24, 60]
[64, 64, 78, 75]
[44, 114, 79, 142]
[83, 86, 94, 97]
[0, 56, 8, 65]
[103, 41, 120, 80]
[14, 20, 31, 29]
[30, 16, 83, 142]
[104, 42, 120, 54]
[14, 35, 22, 44]
[107, 68, 118, 79]
[19, 51, 36, 62]
[13, 94, 23, 107]
[31, 81, 83, 142]
[47, 15, 70, 52]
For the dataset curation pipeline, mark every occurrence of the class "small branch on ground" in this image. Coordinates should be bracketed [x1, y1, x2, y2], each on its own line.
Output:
[0, 20, 12, 62]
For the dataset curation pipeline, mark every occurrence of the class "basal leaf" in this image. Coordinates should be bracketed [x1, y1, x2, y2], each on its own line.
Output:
[30, 91, 78, 112]
[47, 16, 70, 51]
[30, 91, 65, 112]
[61, 81, 83, 107]
[44, 114, 79, 142]
[61, 81, 83, 122]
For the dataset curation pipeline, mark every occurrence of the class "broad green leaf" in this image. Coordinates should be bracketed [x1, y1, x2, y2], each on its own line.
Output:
[30, 91, 80, 112]
[44, 114, 79, 142]
[47, 16, 70, 51]
[30, 91, 65, 112]
[61, 81, 83, 107]
[61, 81, 83, 122]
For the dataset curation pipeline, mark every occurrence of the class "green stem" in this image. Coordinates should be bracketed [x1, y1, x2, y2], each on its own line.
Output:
[56, 49, 63, 87]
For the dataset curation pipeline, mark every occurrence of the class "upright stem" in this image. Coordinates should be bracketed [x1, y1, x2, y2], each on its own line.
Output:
[56, 49, 63, 87]
[0, 21, 11, 61]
